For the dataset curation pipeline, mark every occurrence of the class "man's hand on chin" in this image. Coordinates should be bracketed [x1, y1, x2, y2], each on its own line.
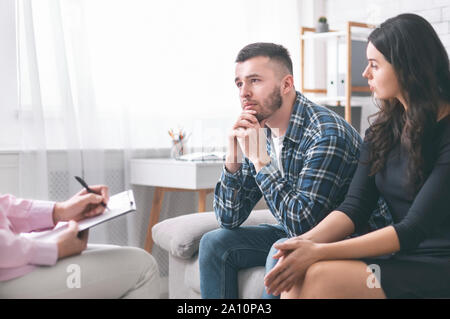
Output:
[235, 118, 271, 173]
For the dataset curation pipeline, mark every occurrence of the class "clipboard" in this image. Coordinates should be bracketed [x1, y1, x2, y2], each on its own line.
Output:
[22, 190, 136, 243]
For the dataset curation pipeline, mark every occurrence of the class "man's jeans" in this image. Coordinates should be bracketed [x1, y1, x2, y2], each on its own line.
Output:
[261, 237, 289, 299]
[199, 224, 287, 299]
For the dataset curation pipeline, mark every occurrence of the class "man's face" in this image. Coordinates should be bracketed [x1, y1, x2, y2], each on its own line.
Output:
[234, 56, 283, 122]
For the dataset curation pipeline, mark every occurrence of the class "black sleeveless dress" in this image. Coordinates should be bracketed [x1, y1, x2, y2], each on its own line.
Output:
[336, 115, 450, 298]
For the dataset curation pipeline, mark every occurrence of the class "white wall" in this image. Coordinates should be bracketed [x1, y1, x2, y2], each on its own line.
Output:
[326, 0, 450, 53]
[299, 0, 327, 90]
[322, 0, 450, 134]
[0, 0, 20, 194]
[0, 0, 20, 151]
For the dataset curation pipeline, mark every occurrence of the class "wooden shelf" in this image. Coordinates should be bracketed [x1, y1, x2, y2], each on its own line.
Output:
[303, 86, 371, 95]
[307, 96, 346, 103]
[300, 30, 371, 42]
[300, 21, 375, 123]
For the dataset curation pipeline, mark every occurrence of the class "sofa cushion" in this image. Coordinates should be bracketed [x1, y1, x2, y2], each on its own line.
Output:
[152, 209, 276, 259]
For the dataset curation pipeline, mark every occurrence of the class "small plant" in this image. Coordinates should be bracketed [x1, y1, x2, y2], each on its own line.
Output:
[316, 16, 329, 33]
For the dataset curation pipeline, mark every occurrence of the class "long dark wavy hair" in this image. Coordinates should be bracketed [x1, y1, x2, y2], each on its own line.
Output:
[365, 13, 450, 194]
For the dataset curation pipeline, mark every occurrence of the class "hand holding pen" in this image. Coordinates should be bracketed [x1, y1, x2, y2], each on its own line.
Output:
[52, 179, 109, 225]
[74, 176, 109, 208]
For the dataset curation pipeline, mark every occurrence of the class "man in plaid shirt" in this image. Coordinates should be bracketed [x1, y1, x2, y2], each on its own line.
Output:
[199, 42, 391, 299]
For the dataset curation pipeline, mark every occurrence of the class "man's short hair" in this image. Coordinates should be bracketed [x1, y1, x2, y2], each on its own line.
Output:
[235, 42, 293, 75]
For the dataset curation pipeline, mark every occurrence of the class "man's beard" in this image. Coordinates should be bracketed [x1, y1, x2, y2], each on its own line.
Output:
[255, 86, 282, 122]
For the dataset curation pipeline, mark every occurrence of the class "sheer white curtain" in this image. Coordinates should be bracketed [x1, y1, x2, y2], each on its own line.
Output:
[16, 0, 301, 245]
[18, 0, 99, 199]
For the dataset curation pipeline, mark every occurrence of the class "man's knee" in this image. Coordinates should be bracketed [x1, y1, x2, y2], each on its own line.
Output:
[268, 238, 288, 257]
[199, 228, 234, 259]
[265, 238, 288, 271]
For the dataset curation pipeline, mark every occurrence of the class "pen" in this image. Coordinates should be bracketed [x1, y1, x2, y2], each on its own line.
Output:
[74, 176, 109, 210]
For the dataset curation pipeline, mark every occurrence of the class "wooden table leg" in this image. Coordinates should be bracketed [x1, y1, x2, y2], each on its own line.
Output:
[145, 187, 214, 252]
[144, 187, 165, 253]
[198, 189, 214, 212]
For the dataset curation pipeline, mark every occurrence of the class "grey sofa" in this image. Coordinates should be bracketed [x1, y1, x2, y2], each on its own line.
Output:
[152, 209, 276, 298]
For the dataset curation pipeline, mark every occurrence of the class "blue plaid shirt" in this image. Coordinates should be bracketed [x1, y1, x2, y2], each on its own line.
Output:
[214, 92, 392, 237]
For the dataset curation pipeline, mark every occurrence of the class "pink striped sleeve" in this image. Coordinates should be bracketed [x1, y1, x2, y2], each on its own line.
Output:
[0, 194, 55, 233]
[0, 230, 58, 268]
[0, 194, 58, 281]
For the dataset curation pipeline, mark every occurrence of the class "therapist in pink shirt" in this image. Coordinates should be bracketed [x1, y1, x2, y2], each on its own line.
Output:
[0, 186, 160, 298]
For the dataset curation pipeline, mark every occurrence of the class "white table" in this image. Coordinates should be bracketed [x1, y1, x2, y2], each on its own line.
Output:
[130, 158, 224, 252]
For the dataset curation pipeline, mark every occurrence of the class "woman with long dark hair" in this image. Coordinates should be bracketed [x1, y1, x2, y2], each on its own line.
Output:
[263, 13, 450, 298]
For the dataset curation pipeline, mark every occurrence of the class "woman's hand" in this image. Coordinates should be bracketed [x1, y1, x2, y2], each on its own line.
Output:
[52, 185, 109, 225]
[264, 238, 323, 296]
[57, 220, 89, 259]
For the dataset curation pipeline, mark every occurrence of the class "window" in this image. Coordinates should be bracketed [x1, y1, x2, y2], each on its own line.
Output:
[7, 0, 301, 150]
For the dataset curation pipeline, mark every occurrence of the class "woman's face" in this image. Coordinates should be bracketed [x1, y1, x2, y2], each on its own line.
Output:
[362, 42, 403, 102]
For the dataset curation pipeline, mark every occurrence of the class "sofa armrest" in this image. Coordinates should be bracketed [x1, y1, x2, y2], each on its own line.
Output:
[152, 209, 276, 259]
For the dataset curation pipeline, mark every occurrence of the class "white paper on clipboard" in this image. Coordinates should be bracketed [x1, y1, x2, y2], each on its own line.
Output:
[22, 190, 136, 243]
